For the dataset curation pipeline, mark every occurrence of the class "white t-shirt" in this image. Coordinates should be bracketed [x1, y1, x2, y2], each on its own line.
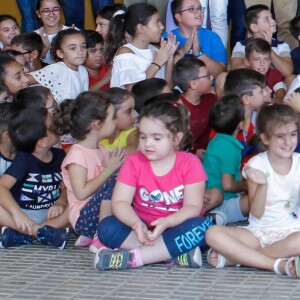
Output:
[232, 38, 291, 59]
[111, 43, 165, 88]
[29, 61, 89, 104]
[242, 151, 300, 229]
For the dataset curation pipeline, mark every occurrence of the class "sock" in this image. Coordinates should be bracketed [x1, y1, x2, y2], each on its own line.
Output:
[129, 248, 144, 268]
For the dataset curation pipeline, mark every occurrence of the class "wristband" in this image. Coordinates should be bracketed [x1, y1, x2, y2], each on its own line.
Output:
[104, 168, 113, 176]
[195, 51, 203, 58]
[151, 62, 161, 70]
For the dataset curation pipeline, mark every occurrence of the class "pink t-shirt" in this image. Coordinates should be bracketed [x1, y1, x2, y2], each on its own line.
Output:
[118, 151, 207, 226]
[62, 144, 108, 228]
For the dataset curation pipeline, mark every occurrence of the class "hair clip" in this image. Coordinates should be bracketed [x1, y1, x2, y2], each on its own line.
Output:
[113, 10, 125, 18]
[172, 103, 178, 108]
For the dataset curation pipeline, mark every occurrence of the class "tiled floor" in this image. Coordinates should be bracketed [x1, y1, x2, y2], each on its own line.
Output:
[0, 232, 300, 300]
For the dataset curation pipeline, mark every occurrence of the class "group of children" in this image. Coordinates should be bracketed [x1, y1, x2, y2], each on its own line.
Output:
[0, 0, 300, 278]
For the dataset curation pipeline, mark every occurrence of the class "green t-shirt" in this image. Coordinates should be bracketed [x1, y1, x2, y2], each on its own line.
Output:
[203, 133, 244, 200]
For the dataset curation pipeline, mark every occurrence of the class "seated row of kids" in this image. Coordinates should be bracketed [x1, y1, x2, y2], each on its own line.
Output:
[0, 1, 300, 277]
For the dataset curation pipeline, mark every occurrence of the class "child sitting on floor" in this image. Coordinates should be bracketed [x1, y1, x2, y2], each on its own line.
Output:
[0, 106, 69, 249]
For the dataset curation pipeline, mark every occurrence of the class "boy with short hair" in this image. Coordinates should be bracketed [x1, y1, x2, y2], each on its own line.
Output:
[11, 31, 47, 72]
[0, 106, 69, 249]
[166, 0, 227, 77]
[223, 68, 270, 166]
[203, 95, 249, 223]
[232, 4, 293, 78]
[244, 38, 286, 100]
[83, 30, 110, 92]
[172, 57, 217, 153]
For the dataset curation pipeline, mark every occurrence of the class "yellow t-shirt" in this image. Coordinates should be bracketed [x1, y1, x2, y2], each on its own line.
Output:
[100, 127, 137, 151]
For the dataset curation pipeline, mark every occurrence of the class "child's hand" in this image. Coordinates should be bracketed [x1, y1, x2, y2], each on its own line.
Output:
[12, 210, 35, 235]
[253, 30, 272, 44]
[286, 92, 300, 113]
[179, 27, 196, 58]
[47, 203, 65, 220]
[154, 37, 178, 66]
[39, 27, 50, 50]
[132, 220, 154, 246]
[105, 147, 126, 173]
[244, 165, 268, 185]
[147, 218, 170, 241]
[192, 27, 201, 55]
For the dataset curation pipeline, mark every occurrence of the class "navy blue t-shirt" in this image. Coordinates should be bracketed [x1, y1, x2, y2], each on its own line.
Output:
[5, 148, 65, 210]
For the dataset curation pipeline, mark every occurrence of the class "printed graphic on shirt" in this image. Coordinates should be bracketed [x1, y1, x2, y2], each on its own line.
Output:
[19, 172, 62, 210]
[139, 185, 184, 211]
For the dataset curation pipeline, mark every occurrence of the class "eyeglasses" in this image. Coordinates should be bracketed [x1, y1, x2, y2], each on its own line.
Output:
[192, 73, 210, 80]
[39, 7, 61, 16]
[180, 6, 206, 14]
[21, 50, 33, 55]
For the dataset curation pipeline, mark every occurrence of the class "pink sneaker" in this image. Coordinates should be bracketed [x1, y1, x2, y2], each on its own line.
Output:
[74, 235, 93, 247]
[89, 237, 110, 254]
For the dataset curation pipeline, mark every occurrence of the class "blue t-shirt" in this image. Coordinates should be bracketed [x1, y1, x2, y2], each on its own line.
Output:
[163, 27, 227, 64]
[5, 148, 65, 210]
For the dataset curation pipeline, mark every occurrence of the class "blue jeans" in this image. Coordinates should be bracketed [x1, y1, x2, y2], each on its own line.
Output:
[16, 0, 38, 32]
[61, 0, 114, 29]
[228, 0, 246, 53]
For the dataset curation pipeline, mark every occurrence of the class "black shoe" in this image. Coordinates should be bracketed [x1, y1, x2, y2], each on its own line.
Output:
[0, 227, 32, 248]
[37, 225, 69, 249]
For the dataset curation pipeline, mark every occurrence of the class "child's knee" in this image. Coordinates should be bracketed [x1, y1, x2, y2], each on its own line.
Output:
[205, 225, 223, 247]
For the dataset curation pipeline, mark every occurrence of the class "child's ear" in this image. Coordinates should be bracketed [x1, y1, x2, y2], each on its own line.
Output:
[92, 119, 102, 129]
[174, 13, 183, 24]
[30, 50, 39, 61]
[37, 137, 47, 148]
[56, 49, 64, 59]
[241, 94, 250, 107]
[244, 58, 250, 67]
[249, 23, 258, 34]
[174, 131, 184, 146]
[136, 23, 145, 34]
[2, 130, 10, 142]
[260, 133, 269, 146]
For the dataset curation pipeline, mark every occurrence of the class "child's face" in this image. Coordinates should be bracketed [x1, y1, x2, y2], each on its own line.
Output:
[245, 51, 271, 75]
[56, 34, 87, 71]
[44, 113, 60, 147]
[246, 85, 269, 111]
[36, 0, 62, 28]
[252, 10, 276, 34]
[0, 19, 20, 48]
[261, 122, 298, 160]
[3, 61, 29, 95]
[139, 117, 181, 162]
[143, 12, 164, 44]
[11, 44, 33, 65]
[95, 16, 110, 38]
[45, 92, 57, 113]
[84, 43, 104, 70]
[191, 66, 212, 94]
[100, 104, 116, 139]
[115, 96, 136, 131]
[175, 0, 204, 29]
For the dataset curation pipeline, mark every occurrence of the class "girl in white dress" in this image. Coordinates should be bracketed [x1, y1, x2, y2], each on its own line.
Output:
[206, 102, 300, 278]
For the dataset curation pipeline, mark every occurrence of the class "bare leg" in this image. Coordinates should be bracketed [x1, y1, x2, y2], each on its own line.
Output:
[206, 225, 278, 271]
[239, 195, 249, 217]
[99, 200, 112, 222]
[261, 232, 300, 258]
[120, 231, 171, 265]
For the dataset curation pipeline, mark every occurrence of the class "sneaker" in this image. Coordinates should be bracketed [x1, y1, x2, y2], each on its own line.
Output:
[171, 247, 203, 268]
[0, 227, 33, 248]
[89, 237, 110, 254]
[206, 210, 227, 225]
[37, 225, 69, 249]
[74, 235, 93, 247]
[94, 248, 133, 271]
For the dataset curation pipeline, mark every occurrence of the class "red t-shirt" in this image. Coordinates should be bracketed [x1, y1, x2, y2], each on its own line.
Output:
[180, 93, 217, 152]
[88, 64, 110, 91]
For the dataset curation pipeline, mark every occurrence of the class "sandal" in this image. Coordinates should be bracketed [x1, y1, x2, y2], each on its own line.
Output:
[207, 248, 227, 268]
[274, 257, 300, 277]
